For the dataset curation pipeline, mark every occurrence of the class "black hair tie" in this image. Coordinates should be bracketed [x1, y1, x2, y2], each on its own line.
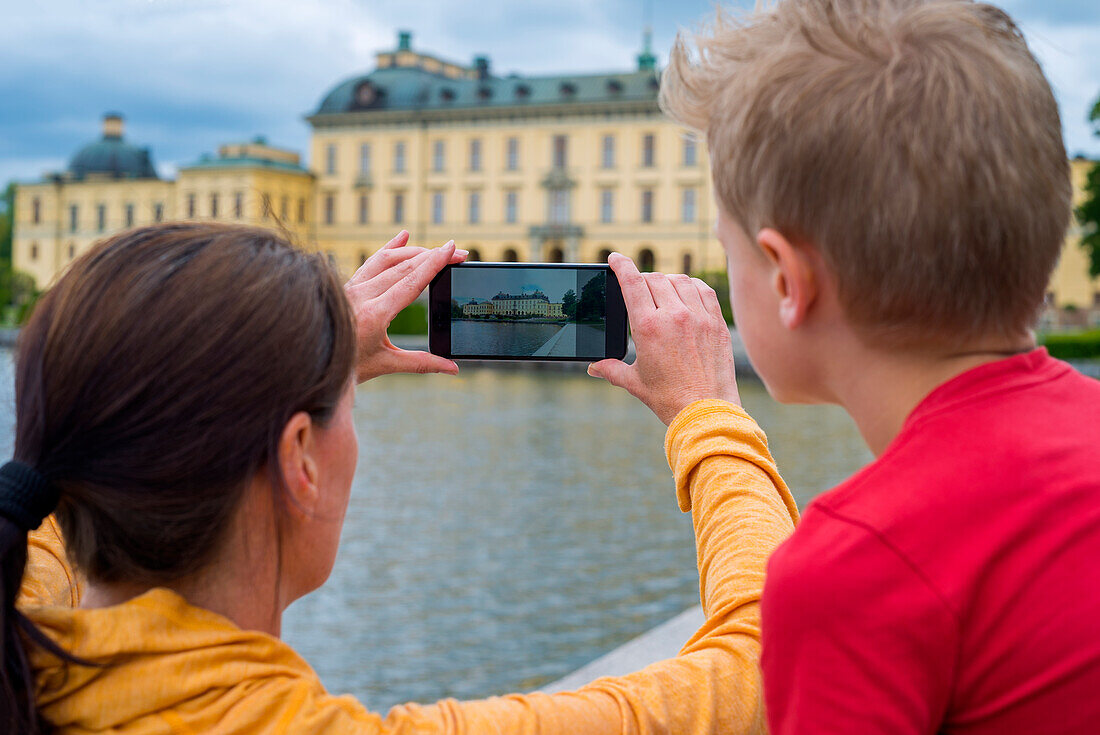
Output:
[0, 461, 61, 532]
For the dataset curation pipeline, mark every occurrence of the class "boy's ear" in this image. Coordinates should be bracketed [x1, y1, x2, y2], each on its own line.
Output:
[757, 228, 817, 330]
[277, 411, 321, 515]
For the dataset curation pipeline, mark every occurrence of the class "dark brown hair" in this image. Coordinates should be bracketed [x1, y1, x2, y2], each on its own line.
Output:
[0, 222, 356, 731]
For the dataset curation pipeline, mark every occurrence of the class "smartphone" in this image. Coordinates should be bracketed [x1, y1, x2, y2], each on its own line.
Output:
[429, 263, 628, 361]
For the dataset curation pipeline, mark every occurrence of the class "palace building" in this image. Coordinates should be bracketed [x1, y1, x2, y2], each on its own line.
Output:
[10, 31, 1100, 324]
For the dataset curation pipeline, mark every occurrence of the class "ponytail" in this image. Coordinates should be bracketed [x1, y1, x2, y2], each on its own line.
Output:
[0, 462, 62, 733]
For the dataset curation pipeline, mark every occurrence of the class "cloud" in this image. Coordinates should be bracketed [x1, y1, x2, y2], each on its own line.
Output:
[0, 0, 1097, 188]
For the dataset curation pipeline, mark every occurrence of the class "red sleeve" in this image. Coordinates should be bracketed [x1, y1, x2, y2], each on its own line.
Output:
[760, 505, 958, 735]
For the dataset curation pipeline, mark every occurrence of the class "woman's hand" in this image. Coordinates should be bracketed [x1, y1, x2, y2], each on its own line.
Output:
[588, 253, 740, 425]
[344, 231, 467, 383]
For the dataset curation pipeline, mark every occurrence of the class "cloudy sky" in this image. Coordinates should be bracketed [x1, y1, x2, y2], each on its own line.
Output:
[2, 0, 1098, 187]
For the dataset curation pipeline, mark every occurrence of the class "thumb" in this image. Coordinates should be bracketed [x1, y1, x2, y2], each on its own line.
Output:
[388, 349, 459, 376]
[588, 359, 641, 394]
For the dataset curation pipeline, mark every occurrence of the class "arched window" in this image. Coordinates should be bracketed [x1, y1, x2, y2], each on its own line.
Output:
[598, 248, 613, 264]
[548, 247, 565, 263]
[467, 248, 482, 262]
[682, 252, 693, 275]
[357, 252, 368, 267]
[503, 248, 519, 262]
[639, 248, 656, 272]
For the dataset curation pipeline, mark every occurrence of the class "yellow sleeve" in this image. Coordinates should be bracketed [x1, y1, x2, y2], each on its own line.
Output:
[17, 515, 83, 609]
[275, 399, 799, 735]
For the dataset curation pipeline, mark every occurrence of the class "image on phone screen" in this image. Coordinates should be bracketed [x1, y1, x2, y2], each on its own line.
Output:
[450, 266, 607, 357]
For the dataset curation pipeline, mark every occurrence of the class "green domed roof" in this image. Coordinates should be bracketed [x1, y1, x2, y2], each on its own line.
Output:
[68, 122, 158, 180]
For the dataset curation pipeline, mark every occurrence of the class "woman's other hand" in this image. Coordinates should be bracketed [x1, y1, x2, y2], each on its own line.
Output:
[588, 253, 740, 425]
[344, 231, 467, 383]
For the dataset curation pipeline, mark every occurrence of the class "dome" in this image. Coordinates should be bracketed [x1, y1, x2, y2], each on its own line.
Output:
[67, 114, 158, 180]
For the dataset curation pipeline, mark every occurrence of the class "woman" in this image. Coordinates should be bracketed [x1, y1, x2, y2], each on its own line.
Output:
[1, 222, 797, 733]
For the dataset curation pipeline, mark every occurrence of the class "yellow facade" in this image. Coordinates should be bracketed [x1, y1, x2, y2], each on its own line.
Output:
[1048, 157, 1099, 311]
[10, 32, 1099, 325]
[13, 121, 314, 290]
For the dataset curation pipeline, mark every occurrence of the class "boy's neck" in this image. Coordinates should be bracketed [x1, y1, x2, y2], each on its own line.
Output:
[827, 334, 1036, 457]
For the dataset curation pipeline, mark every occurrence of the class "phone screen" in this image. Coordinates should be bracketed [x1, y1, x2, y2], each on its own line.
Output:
[429, 264, 627, 361]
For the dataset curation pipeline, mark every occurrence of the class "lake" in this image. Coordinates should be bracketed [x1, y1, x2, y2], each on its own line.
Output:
[0, 350, 872, 712]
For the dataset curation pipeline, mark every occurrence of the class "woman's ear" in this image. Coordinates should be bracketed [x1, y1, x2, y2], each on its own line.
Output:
[277, 411, 320, 515]
[756, 227, 818, 330]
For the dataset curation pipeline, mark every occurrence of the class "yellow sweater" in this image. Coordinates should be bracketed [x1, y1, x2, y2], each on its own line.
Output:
[19, 400, 798, 734]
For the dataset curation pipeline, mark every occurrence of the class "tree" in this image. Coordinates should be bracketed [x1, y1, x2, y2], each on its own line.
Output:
[1078, 94, 1100, 278]
[577, 272, 606, 322]
[561, 289, 577, 320]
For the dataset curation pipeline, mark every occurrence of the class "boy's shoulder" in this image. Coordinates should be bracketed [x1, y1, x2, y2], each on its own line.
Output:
[777, 348, 1100, 602]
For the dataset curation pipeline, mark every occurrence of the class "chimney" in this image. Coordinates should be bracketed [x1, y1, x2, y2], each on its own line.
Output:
[103, 112, 124, 139]
[474, 55, 490, 80]
[397, 30, 412, 51]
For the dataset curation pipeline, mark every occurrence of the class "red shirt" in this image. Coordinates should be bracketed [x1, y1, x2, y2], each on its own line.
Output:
[761, 349, 1100, 734]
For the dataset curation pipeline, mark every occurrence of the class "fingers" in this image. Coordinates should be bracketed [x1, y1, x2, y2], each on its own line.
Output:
[587, 359, 642, 396]
[643, 272, 682, 310]
[668, 273, 704, 310]
[351, 245, 428, 285]
[375, 242, 456, 317]
[693, 278, 724, 320]
[383, 230, 410, 250]
[608, 253, 655, 321]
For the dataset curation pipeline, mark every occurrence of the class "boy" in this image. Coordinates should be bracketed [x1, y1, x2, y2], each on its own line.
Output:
[592, 0, 1100, 732]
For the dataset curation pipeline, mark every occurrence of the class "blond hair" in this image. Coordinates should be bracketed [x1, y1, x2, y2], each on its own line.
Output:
[662, 0, 1072, 347]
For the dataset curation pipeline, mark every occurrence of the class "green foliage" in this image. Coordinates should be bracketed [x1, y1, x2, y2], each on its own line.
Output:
[389, 301, 428, 335]
[562, 288, 577, 320]
[1078, 94, 1100, 278]
[692, 269, 735, 325]
[0, 182, 12, 265]
[577, 272, 605, 322]
[1041, 329, 1100, 359]
[450, 299, 464, 319]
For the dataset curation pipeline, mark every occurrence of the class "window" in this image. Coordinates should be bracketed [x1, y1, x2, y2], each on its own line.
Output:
[682, 188, 697, 223]
[548, 247, 564, 263]
[467, 248, 482, 262]
[394, 142, 406, 173]
[231, 192, 241, 219]
[69, 204, 78, 232]
[549, 189, 569, 224]
[432, 140, 445, 172]
[505, 190, 518, 224]
[600, 189, 614, 223]
[324, 194, 335, 225]
[683, 252, 693, 274]
[601, 135, 615, 169]
[298, 198, 307, 223]
[187, 194, 196, 218]
[553, 135, 568, 169]
[97, 204, 106, 232]
[30, 242, 38, 261]
[683, 135, 697, 166]
[210, 194, 219, 219]
[359, 143, 371, 174]
[358, 194, 369, 224]
[326, 144, 337, 175]
[68, 243, 75, 259]
[641, 189, 654, 223]
[393, 192, 405, 223]
[469, 139, 482, 171]
[468, 191, 480, 224]
[154, 203, 163, 222]
[639, 248, 656, 271]
[32, 197, 40, 224]
[598, 248, 613, 264]
[432, 191, 444, 224]
[506, 137, 519, 170]
[125, 203, 134, 227]
[503, 248, 519, 262]
[261, 194, 272, 220]
[280, 196, 289, 220]
[642, 133, 655, 168]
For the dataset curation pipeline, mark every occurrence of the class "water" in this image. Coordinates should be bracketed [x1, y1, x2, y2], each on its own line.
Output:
[0, 351, 872, 711]
[452, 320, 565, 356]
